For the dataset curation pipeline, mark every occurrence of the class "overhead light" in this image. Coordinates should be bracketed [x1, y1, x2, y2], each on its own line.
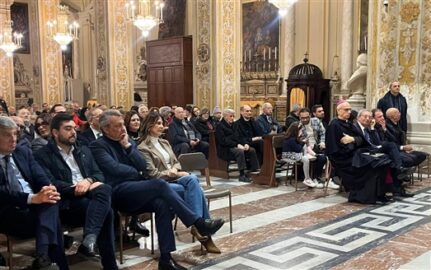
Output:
[0, 18, 23, 57]
[268, 0, 298, 16]
[126, 0, 164, 37]
[46, 5, 79, 51]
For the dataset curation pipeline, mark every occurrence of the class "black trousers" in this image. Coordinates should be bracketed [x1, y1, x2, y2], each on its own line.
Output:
[112, 179, 200, 254]
[229, 147, 260, 172]
[173, 141, 209, 158]
[400, 151, 427, 167]
[60, 184, 117, 270]
[0, 203, 69, 270]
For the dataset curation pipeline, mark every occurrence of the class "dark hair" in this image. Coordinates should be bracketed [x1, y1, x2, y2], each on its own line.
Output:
[299, 108, 310, 114]
[349, 109, 358, 122]
[35, 113, 52, 136]
[50, 113, 73, 131]
[285, 122, 301, 139]
[192, 106, 200, 117]
[49, 104, 65, 114]
[185, 105, 193, 113]
[311, 104, 323, 113]
[371, 108, 382, 118]
[139, 112, 163, 143]
[124, 110, 140, 132]
[130, 105, 139, 112]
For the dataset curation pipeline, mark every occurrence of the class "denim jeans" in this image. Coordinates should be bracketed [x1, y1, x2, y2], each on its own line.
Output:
[169, 174, 210, 219]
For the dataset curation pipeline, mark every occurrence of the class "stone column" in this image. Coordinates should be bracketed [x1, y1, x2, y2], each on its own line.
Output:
[106, 0, 133, 108]
[94, 0, 109, 103]
[214, 0, 241, 113]
[37, 0, 64, 105]
[340, 0, 353, 96]
[77, 10, 95, 95]
[0, 0, 15, 107]
[281, 5, 295, 96]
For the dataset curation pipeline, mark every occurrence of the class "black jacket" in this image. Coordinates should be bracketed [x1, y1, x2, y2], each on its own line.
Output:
[377, 91, 408, 132]
[78, 127, 97, 145]
[385, 120, 406, 146]
[234, 116, 263, 144]
[167, 117, 202, 147]
[35, 140, 104, 199]
[215, 119, 243, 161]
[194, 117, 214, 142]
[285, 112, 299, 129]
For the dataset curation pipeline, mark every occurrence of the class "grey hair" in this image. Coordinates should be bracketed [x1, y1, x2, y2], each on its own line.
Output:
[0, 116, 18, 129]
[159, 106, 172, 116]
[222, 108, 235, 117]
[99, 109, 122, 129]
[357, 109, 370, 117]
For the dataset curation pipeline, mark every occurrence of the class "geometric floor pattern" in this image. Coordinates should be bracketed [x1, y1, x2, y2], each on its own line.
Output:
[194, 188, 431, 270]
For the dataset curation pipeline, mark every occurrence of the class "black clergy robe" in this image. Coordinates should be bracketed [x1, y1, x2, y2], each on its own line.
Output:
[326, 118, 389, 204]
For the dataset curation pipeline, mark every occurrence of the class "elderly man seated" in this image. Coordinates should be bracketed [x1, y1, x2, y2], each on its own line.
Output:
[167, 107, 209, 158]
[326, 101, 391, 204]
[215, 109, 260, 183]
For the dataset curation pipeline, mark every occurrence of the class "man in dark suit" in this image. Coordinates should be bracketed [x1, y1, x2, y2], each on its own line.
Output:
[90, 110, 224, 270]
[167, 107, 209, 158]
[78, 107, 103, 145]
[17, 107, 35, 142]
[377, 81, 408, 132]
[0, 116, 68, 270]
[35, 113, 117, 270]
[257, 102, 282, 134]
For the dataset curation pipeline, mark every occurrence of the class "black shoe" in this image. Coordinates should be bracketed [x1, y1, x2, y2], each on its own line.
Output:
[158, 258, 187, 270]
[195, 218, 225, 236]
[129, 218, 150, 237]
[239, 175, 251, 182]
[78, 234, 97, 257]
[394, 187, 414, 198]
[63, 234, 74, 249]
[32, 255, 59, 270]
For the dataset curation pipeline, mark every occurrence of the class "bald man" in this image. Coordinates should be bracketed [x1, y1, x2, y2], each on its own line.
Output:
[377, 81, 408, 132]
[256, 103, 282, 134]
[326, 102, 389, 204]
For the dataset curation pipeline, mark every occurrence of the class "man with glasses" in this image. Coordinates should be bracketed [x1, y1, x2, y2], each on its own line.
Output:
[326, 101, 390, 204]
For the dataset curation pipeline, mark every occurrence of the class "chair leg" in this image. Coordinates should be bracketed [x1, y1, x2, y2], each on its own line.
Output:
[294, 163, 298, 191]
[119, 215, 125, 264]
[150, 214, 154, 255]
[6, 235, 12, 270]
[228, 193, 233, 233]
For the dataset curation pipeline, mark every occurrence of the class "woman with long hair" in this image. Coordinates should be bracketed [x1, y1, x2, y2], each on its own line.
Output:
[124, 110, 142, 143]
[31, 113, 52, 152]
[138, 112, 220, 253]
[282, 122, 317, 188]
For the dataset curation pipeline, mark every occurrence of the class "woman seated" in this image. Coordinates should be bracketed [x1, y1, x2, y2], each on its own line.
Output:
[31, 113, 51, 153]
[282, 122, 319, 188]
[138, 112, 221, 253]
[193, 108, 214, 143]
[124, 110, 142, 143]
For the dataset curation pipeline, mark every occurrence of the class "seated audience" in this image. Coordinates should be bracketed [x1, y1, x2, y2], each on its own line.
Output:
[124, 110, 141, 143]
[137, 104, 149, 120]
[32, 113, 52, 152]
[215, 109, 260, 183]
[211, 106, 222, 128]
[167, 107, 209, 158]
[257, 102, 282, 134]
[0, 116, 68, 270]
[11, 115, 32, 148]
[35, 113, 117, 269]
[285, 104, 301, 130]
[194, 108, 214, 143]
[184, 105, 193, 121]
[235, 105, 264, 164]
[49, 104, 67, 117]
[17, 107, 35, 142]
[138, 112, 220, 253]
[326, 101, 390, 204]
[78, 107, 103, 145]
[159, 106, 173, 128]
[89, 109, 224, 270]
[311, 104, 328, 129]
[191, 106, 200, 123]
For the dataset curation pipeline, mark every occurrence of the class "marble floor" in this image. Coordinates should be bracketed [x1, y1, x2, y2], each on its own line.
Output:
[2, 171, 431, 270]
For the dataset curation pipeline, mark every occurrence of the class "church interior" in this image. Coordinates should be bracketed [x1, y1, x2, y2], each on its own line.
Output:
[1, 0, 431, 269]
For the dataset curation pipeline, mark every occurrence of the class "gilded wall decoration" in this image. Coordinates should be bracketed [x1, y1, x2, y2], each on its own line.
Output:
[0, 1, 14, 106]
[95, 0, 109, 105]
[107, 0, 133, 108]
[195, 0, 212, 109]
[38, 0, 64, 105]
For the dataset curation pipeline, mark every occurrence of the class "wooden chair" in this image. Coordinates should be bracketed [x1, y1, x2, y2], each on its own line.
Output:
[117, 212, 154, 264]
[0, 234, 14, 270]
[178, 152, 233, 234]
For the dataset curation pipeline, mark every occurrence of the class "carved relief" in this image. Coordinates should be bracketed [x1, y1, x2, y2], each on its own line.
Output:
[95, 0, 109, 104]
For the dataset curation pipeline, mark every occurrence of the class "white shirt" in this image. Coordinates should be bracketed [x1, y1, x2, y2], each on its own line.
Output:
[90, 126, 102, 139]
[57, 146, 84, 184]
[150, 137, 172, 169]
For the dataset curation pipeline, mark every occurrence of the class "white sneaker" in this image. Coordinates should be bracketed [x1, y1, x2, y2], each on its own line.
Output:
[313, 179, 324, 189]
[327, 179, 340, 190]
[303, 178, 317, 188]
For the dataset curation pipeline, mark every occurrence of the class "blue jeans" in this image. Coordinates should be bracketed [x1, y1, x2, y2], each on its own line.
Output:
[169, 174, 210, 219]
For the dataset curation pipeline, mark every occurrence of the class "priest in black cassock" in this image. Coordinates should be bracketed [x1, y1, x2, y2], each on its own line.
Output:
[326, 101, 390, 204]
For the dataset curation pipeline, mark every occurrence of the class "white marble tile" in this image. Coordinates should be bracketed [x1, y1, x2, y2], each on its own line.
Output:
[399, 250, 431, 270]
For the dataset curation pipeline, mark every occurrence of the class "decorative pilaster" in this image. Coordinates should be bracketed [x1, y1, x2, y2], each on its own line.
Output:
[106, 0, 133, 108]
[195, 0, 213, 110]
[340, 0, 353, 96]
[77, 8, 95, 96]
[281, 5, 295, 96]
[37, 0, 64, 105]
[214, 0, 241, 112]
[94, 0, 109, 103]
[0, 0, 15, 107]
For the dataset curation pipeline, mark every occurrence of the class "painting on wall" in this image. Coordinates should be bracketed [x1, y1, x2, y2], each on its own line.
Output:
[11, 2, 30, 54]
[359, 0, 369, 53]
[158, 0, 186, 39]
[242, 1, 279, 67]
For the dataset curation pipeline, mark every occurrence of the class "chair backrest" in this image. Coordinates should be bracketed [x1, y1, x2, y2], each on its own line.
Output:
[272, 135, 285, 150]
[178, 152, 211, 186]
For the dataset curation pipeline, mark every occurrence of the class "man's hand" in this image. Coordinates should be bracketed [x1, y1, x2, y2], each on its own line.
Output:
[177, 171, 189, 177]
[88, 182, 103, 191]
[340, 133, 355, 144]
[319, 142, 326, 150]
[31, 185, 60, 204]
[237, 144, 245, 150]
[370, 119, 376, 130]
[73, 180, 91, 196]
[244, 144, 250, 151]
[168, 168, 178, 178]
[190, 140, 198, 147]
[119, 133, 131, 148]
[252, 136, 262, 141]
[403, 144, 413, 152]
